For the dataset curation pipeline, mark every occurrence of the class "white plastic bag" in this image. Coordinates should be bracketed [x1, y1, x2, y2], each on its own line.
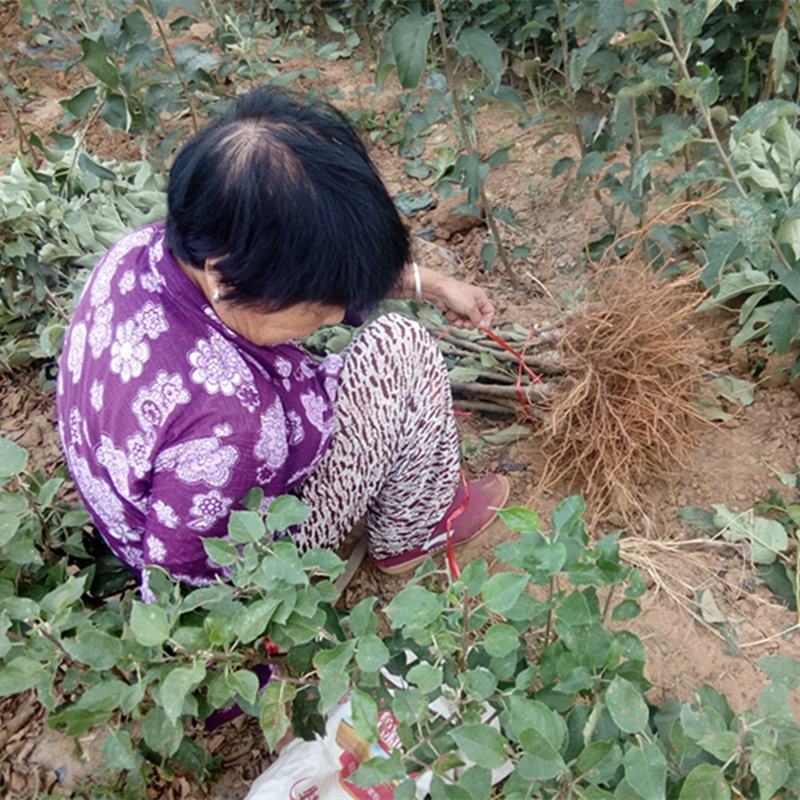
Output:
[244, 694, 431, 800]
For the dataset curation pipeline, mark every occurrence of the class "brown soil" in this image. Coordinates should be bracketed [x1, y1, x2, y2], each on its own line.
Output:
[2, 11, 800, 800]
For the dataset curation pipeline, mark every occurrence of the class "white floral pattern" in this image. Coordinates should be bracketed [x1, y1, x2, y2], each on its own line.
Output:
[188, 490, 233, 531]
[120, 545, 145, 568]
[96, 434, 131, 499]
[119, 270, 136, 294]
[125, 432, 153, 479]
[67, 447, 139, 543]
[134, 301, 169, 340]
[67, 322, 87, 383]
[286, 410, 305, 446]
[89, 301, 114, 359]
[110, 319, 150, 383]
[151, 500, 179, 529]
[300, 390, 330, 433]
[275, 357, 293, 378]
[254, 397, 289, 471]
[68, 407, 84, 447]
[90, 228, 153, 307]
[188, 328, 257, 409]
[90, 379, 104, 411]
[145, 535, 167, 563]
[140, 265, 166, 294]
[132, 371, 190, 435]
[154, 431, 239, 487]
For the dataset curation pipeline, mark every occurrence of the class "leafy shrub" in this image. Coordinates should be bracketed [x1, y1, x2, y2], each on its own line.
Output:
[2, 436, 800, 797]
[0, 150, 165, 370]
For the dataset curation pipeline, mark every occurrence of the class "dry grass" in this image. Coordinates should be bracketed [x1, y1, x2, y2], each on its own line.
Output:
[536, 249, 711, 525]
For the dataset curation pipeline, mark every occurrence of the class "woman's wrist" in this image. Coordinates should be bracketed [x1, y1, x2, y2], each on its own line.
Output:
[393, 263, 442, 301]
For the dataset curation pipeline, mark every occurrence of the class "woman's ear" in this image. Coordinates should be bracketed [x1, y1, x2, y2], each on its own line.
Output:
[203, 259, 227, 304]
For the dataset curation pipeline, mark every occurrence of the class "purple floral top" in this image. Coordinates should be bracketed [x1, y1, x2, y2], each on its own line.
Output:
[56, 222, 342, 587]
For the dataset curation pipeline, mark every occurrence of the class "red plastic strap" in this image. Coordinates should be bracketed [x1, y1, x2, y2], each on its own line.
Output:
[434, 323, 542, 576]
[478, 326, 541, 422]
[442, 468, 470, 579]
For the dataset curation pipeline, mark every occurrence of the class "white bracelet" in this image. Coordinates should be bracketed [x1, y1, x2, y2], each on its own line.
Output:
[411, 261, 422, 300]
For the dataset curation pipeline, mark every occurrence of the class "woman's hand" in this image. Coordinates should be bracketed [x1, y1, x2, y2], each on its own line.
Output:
[395, 263, 495, 329]
[425, 273, 495, 329]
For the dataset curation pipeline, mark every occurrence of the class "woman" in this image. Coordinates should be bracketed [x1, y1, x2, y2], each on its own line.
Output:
[56, 88, 509, 591]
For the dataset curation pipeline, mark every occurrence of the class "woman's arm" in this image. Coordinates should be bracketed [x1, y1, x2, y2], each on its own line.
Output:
[391, 263, 495, 329]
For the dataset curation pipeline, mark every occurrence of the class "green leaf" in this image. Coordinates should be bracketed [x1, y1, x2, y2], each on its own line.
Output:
[101, 729, 137, 771]
[697, 730, 738, 762]
[391, 13, 433, 89]
[100, 93, 130, 131]
[61, 86, 97, 119]
[350, 749, 407, 787]
[301, 548, 344, 577]
[151, 0, 202, 15]
[0, 437, 27, 481]
[533, 542, 567, 575]
[80, 38, 119, 88]
[612, 600, 641, 622]
[0, 513, 21, 547]
[129, 601, 170, 647]
[384, 585, 441, 629]
[40, 575, 87, 618]
[36, 477, 63, 507]
[482, 573, 529, 613]
[483, 623, 519, 658]
[449, 723, 508, 769]
[577, 741, 623, 785]
[407, 662, 442, 694]
[751, 747, 790, 800]
[552, 495, 586, 535]
[203, 537, 238, 567]
[230, 669, 259, 705]
[768, 299, 800, 354]
[348, 597, 378, 637]
[552, 156, 575, 177]
[267, 495, 309, 532]
[259, 681, 297, 751]
[141, 706, 183, 757]
[732, 99, 800, 138]
[606, 676, 648, 734]
[758, 655, 800, 688]
[228, 510, 265, 543]
[78, 153, 116, 182]
[714, 507, 789, 564]
[351, 687, 378, 742]
[518, 728, 566, 780]
[577, 151, 604, 181]
[679, 764, 730, 799]
[62, 627, 123, 670]
[623, 742, 667, 800]
[509, 699, 566, 751]
[324, 12, 344, 33]
[456, 28, 502, 87]
[497, 507, 540, 533]
[318, 672, 351, 715]
[159, 661, 206, 724]
[0, 656, 45, 696]
[356, 635, 390, 673]
[463, 668, 496, 701]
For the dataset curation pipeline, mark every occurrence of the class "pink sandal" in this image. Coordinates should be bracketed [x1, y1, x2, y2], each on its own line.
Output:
[372, 474, 511, 575]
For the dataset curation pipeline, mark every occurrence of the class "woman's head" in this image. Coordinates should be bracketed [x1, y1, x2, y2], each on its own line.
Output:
[165, 88, 409, 318]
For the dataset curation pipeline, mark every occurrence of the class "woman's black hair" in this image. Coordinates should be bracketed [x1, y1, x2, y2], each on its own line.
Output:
[165, 88, 409, 311]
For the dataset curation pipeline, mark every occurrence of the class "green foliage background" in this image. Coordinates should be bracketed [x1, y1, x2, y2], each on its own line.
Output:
[2, 0, 800, 796]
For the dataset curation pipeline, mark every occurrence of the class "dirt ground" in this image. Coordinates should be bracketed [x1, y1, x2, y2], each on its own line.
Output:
[2, 11, 800, 800]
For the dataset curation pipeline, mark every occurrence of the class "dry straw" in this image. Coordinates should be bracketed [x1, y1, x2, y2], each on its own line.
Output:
[536, 234, 711, 524]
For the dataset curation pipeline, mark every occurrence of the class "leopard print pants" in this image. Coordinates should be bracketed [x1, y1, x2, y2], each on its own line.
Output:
[296, 313, 461, 559]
